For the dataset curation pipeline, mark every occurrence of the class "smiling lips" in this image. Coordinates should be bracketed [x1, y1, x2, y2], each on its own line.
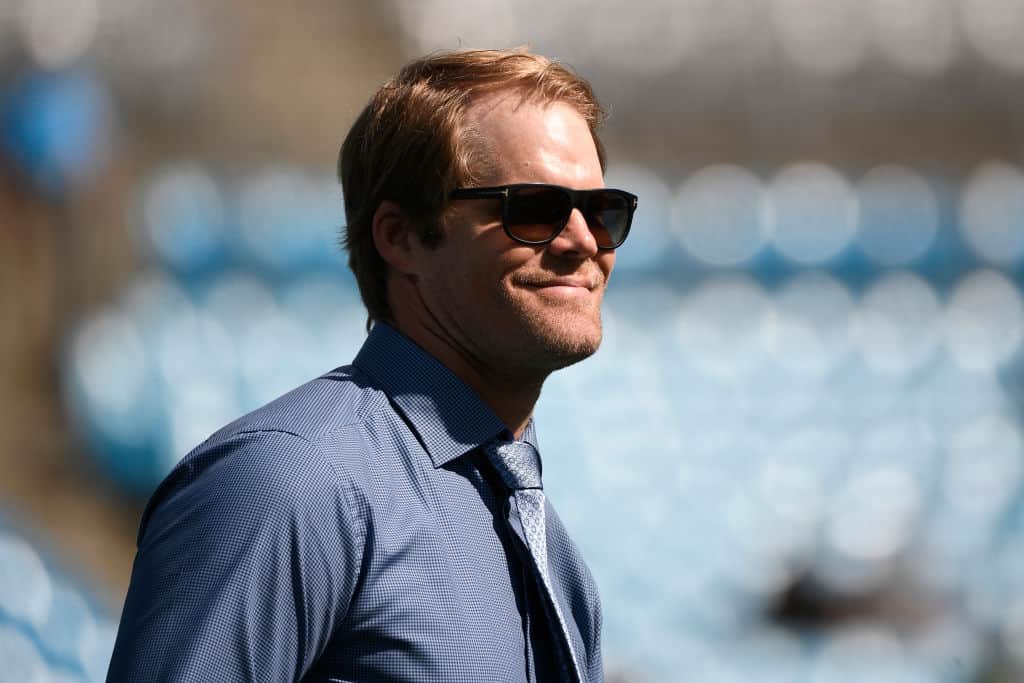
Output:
[517, 272, 603, 291]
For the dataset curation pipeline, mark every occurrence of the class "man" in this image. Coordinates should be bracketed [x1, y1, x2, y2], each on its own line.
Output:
[108, 49, 637, 682]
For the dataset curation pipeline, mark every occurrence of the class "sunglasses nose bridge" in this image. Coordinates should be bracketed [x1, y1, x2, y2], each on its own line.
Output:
[566, 188, 593, 218]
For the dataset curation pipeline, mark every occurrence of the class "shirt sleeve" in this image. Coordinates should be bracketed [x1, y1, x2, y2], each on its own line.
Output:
[106, 429, 367, 682]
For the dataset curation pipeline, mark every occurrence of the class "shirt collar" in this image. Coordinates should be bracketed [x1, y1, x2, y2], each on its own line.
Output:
[353, 323, 539, 468]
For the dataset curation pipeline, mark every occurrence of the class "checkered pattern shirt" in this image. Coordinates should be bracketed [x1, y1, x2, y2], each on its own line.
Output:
[107, 323, 604, 682]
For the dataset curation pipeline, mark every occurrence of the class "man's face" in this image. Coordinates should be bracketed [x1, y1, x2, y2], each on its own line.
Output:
[412, 93, 614, 376]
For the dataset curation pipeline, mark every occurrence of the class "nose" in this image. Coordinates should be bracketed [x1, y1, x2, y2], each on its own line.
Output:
[547, 208, 599, 258]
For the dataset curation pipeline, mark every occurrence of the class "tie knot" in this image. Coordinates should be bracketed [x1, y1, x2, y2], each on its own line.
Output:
[484, 439, 542, 490]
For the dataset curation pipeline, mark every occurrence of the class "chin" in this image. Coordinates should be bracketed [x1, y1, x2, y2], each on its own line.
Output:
[496, 287, 605, 371]
[520, 311, 604, 371]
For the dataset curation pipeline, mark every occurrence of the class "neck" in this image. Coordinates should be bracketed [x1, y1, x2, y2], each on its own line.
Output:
[388, 313, 546, 440]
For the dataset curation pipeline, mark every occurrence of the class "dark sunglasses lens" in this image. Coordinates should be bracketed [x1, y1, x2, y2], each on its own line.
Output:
[585, 191, 631, 248]
[506, 186, 572, 242]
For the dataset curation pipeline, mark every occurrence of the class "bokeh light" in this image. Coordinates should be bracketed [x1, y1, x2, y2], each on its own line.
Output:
[944, 269, 1024, 371]
[959, 161, 1024, 266]
[38, 581, 98, 667]
[583, 0, 694, 76]
[394, 0, 523, 57]
[198, 270, 278, 341]
[676, 275, 772, 378]
[962, 0, 1024, 73]
[764, 163, 857, 265]
[942, 415, 1023, 522]
[235, 166, 343, 274]
[671, 165, 767, 266]
[65, 306, 158, 493]
[18, 0, 99, 70]
[857, 165, 939, 266]
[825, 467, 922, 562]
[141, 163, 227, 274]
[869, 0, 958, 77]
[771, 0, 868, 77]
[768, 271, 854, 377]
[0, 622, 49, 683]
[0, 532, 52, 628]
[853, 272, 942, 375]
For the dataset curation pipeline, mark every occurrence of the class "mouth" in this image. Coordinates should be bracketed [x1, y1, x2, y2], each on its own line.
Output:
[517, 276, 603, 302]
[516, 273, 602, 291]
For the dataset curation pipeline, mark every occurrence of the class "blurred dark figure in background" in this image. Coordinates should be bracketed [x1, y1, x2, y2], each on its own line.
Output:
[107, 48, 636, 682]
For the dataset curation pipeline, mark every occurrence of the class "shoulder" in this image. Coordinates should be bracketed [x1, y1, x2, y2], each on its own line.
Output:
[217, 364, 388, 444]
[137, 365, 386, 542]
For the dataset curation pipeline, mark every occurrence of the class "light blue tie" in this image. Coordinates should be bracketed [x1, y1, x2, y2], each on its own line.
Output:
[485, 439, 582, 682]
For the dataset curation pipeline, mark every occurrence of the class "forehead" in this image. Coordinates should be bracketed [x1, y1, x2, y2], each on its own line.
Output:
[461, 91, 602, 187]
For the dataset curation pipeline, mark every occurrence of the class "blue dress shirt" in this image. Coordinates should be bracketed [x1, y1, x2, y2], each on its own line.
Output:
[107, 323, 603, 682]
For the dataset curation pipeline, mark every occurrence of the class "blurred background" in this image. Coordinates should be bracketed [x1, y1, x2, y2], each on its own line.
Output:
[1, 0, 1023, 681]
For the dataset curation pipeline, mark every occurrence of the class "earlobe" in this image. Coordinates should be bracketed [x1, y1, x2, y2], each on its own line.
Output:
[372, 200, 417, 275]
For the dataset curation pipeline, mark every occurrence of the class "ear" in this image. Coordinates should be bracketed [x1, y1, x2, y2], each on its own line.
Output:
[371, 200, 419, 275]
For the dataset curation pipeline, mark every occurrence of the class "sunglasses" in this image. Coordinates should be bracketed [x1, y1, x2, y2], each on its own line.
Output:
[449, 183, 638, 250]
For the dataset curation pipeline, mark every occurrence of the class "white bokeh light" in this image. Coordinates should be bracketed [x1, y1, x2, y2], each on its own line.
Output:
[280, 274, 362, 328]
[153, 309, 236, 400]
[69, 306, 157, 452]
[162, 382, 242, 471]
[943, 415, 1023, 520]
[917, 365, 1010, 441]
[676, 275, 772, 378]
[119, 271, 193, 339]
[722, 492, 801, 597]
[944, 269, 1024, 371]
[236, 166, 338, 273]
[81, 620, 118, 683]
[826, 467, 922, 561]
[857, 418, 937, 481]
[959, 161, 1024, 266]
[643, 0, 760, 66]
[0, 622, 49, 683]
[393, 0, 523, 55]
[671, 165, 767, 266]
[238, 310, 324, 409]
[584, 0, 698, 75]
[19, 0, 99, 69]
[857, 165, 939, 265]
[39, 580, 99, 669]
[72, 308, 149, 416]
[753, 459, 824, 552]
[774, 428, 855, 485]
[768, 271, 854, 377]
[142, 163, 226, 272]
[151, 302, 242, 469]
[151, 311, 237, 466]
[765, 163, 857, 265]
[200, 270, 278, 340]
[962, 0, 1024, 73]
[869, 0, 958, 76]
[963, 539, 1024, 630]
[0, 532, 52, 628]
[854, 272, 942, 375]
[771, 0, 869, 77]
